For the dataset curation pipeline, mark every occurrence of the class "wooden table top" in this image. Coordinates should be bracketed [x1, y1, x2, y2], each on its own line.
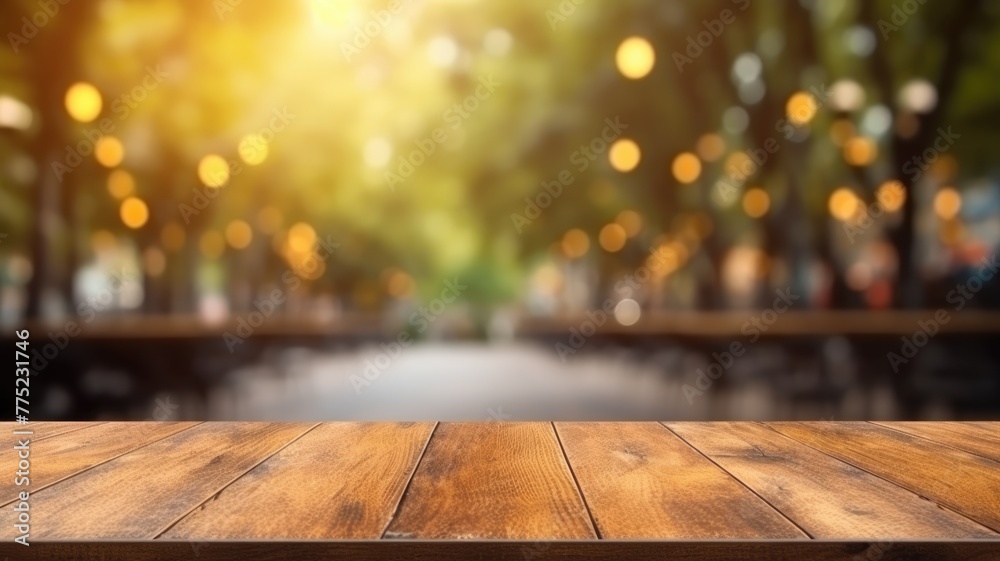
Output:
[2, 421, 999, 560]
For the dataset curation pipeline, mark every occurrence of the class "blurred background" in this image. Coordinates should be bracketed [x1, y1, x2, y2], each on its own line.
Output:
[1, 0, 999, 421]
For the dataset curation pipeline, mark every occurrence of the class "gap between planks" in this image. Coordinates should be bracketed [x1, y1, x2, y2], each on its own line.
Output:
[759, 422, 997, 534]
[867, 421, 1000, 465]
[379, 421, 440, 539]
[0, 421, 204, 509]
[659, 422, 816, 539]
[151, 422, 323, 539]
[551, 422, 603, 539]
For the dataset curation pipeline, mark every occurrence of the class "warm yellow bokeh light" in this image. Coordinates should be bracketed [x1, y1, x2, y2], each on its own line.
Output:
[94, 136, 125, 168]
[107, 169, 135, 199]
[198, 154, 230, 188]
[671, 152, 702, 184]
[742, 187, 771, 218]
[285, 246, 325, 281]
[386, 269, 415, 297]
[843, 137, 878, 166]
[309, 0, 354, 28]
[65, 82, 102, 123]
[287, 222, 317, 253]
[161, 222, 186, 252]
[120, 197, 149, 229]
[828, 188, 860, 221]
[696, 133, 725, 162]
[615, 210, 643, 238]
[238, 134, 269, 166]
[225, 220, 254, 249]
[934, 187, 962, 220]
[724, 152, 753, 180]
[876, 180, 906, 213]
[786, 91, 818, 126]
[200, 231, 226, 259]
[143, 247, 167, 277]
[599, 223, 628, 253]
[561, 228, 590, 259]
[608, 138, 641, 172]
[615, 36, 655, 79]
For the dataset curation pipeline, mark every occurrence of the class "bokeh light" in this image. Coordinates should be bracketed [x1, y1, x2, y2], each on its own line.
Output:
[786, 91, 818, 126]
[198, 154, 230, 188]
[933, 187, 962, 220]
[107, 169, 135, 199]
[829, 79, 865, 112]
[385, 269, 415, 298]
[120, 197, 149, 229]
[695, 133, 725, 162]
[843, 136, 878, 166]
[876, 180, 906, 212]
[828, 188, 860, 221]
[615, 210, 643, 238]
[225, 220, 254, 249]
[898, 79, 938, 113]
[742, 187, 771, 218]
[598, 223, 627, 252]
[94, 136, 125, 168]
[287, 222, 318, 253]
[614, 298, 641, 326]
[238, 134, 269, 166]
[615, 36, 655, 79]
[561, 228, 590, 259]
[608, 138, 641, 172]
[64, 82, 102, 123]
[671, 152, 702, 184]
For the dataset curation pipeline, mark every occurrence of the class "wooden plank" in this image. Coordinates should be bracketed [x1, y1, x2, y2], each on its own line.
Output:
[872, 422, 1000, 463]
[162, 422, 435, 539]
[668, 422, 996, 538]
[554, 422, 804, 539]
[0, 421, 105, 441]
[0, 421, 197, 506]
[0, 422, 316, 539]
[770, 422, 1000, 533]
[384, 422, 596, 539]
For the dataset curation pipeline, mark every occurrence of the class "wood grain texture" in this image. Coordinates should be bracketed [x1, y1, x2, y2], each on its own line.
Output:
[769, 421, 1000, 533]
[555, 422, 805, 539]
[162, 422, 435, 539]
[0, 422, 315, 539]
[668, 422, 996, 538]
[872, 421, 1000, 463]
[4, 421, 999, 547]
[0, 421, 196, 506]
[0, 421, 105, 441]
[384, 422, 596, 539]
